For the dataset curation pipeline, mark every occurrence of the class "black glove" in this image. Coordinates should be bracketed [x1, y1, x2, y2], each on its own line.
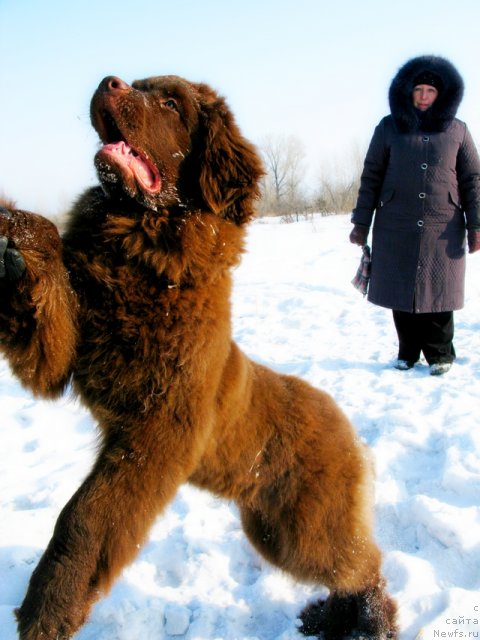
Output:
[468, 229, 480, 254]
[349, 224, 369, 246]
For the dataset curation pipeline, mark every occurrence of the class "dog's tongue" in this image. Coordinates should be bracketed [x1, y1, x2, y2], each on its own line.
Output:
[102, 141, 160, 190]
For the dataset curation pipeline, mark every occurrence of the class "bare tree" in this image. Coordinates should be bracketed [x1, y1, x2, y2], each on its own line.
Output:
[313, 142, 365, 215]
[258, 134, 307, 217]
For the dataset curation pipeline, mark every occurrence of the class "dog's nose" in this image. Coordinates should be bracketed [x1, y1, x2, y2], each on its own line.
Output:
[99, 76, 130, 93]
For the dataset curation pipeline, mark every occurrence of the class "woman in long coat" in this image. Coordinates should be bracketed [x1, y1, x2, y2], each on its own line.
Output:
[350, 55, 480, 375]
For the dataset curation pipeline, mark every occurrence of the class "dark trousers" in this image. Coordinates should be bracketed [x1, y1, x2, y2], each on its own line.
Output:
[392, 310, 456, 365]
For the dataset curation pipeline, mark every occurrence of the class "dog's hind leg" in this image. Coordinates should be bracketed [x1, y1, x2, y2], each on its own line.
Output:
[293, 495, 398, 640]
[239, 460, 397, 639]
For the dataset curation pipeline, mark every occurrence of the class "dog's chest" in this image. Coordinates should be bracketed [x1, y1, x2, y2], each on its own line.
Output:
[72, 265, 200, 411]
[80, 261, 188, 345]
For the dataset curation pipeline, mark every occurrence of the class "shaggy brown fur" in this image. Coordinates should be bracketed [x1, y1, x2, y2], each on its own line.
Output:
[0, 75, 397, 639]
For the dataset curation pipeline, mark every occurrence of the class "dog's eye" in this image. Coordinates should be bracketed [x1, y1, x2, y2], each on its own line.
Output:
[164, 99, 178, 112]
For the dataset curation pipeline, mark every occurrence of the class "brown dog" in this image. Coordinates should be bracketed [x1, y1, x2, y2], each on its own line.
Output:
[0, 75, 397, 639]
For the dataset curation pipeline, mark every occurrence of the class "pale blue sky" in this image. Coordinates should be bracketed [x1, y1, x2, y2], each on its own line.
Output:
[2, 0, 480, 214]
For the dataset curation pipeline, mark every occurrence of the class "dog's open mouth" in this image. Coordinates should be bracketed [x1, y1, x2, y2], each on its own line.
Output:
[96, 111, 161, 193]
[100, 141, 161, 192]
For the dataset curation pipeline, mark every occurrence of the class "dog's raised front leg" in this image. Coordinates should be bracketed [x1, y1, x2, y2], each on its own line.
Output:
[0, 204, 77, 398]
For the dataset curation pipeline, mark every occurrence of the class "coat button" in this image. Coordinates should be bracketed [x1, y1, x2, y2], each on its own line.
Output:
[417, 220, 424, 227]
[423, 136, 430, 142]
[419, 192, 426, 198]
[421, 163, 428, 170]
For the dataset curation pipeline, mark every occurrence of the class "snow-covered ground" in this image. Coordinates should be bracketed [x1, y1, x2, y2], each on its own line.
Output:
[1, 213, 479, 640]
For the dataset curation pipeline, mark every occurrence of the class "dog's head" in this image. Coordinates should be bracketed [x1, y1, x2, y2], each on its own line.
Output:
[90, 75, 264, 223]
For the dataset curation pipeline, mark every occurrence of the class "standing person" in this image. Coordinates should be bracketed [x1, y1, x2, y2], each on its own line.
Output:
[350, 55, 480, 375]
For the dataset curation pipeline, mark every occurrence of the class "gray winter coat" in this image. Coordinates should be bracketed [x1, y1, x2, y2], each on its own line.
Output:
[352, 56, 480, 313]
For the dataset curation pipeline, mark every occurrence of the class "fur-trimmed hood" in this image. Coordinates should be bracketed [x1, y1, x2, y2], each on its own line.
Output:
[388, 55, 464, 133]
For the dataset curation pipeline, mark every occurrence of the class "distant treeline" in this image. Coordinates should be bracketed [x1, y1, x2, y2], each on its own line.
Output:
[256, 134, 364, 220]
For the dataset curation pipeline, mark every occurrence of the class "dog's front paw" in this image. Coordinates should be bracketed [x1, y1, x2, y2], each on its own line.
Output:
[0, 205, 62, 278]
[0, 235, 26, 280]
[15, 605, 74, 640]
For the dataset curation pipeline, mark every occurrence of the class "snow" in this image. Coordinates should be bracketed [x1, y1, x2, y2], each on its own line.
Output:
[1, 213, 480, 639]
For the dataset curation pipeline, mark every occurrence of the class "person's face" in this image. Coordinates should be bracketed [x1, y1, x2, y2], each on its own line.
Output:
[412, 84, 439, 110]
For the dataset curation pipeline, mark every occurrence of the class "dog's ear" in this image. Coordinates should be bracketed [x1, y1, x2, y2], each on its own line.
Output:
[196, 85, 264, 224]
